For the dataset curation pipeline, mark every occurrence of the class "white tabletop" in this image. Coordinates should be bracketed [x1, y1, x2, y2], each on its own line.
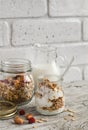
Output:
[0, 81, 88, 130]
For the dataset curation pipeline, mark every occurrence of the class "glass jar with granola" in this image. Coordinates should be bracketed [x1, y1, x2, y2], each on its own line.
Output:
[0, 58, 34, 106]
[35, 75, 65, 115]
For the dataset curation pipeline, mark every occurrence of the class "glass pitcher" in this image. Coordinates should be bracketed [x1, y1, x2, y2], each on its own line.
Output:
[32, 46, 65, 87]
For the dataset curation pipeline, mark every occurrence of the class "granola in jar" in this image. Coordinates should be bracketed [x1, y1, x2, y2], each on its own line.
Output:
[35, 75, 65, 115]
[0, 59, 34, 106]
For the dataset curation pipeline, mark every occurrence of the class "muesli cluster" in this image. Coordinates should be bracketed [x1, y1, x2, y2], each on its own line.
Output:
[35, 78, 65, 115]
[0, 74, 34, 105]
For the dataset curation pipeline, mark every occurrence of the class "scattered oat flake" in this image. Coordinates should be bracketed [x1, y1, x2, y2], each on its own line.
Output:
[33, 126, 37, 128]
[40, 118, 48, 122]
[71, 117, 76, 121]
[64, 116, 71, 121]
[65, 108, 75, 113]
[64, 108, 66, 111]
[68, 113, 75, 117]
[64, 115, 76, 121]
[36, 119, 43, 123]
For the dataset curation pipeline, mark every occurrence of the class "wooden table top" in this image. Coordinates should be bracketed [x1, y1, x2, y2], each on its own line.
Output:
[0, 81, 88, 130]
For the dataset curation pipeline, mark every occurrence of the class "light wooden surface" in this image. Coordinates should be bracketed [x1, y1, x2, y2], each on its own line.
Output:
[0, 81, 88, 130]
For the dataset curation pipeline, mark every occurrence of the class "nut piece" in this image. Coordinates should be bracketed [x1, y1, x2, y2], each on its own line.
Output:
[14, 116, 24, 124]
[25, 114, 33, 120]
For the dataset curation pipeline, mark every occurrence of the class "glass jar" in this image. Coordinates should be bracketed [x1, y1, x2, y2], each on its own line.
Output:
[0, 58, 34, 106]
[35, 75, 65, 115]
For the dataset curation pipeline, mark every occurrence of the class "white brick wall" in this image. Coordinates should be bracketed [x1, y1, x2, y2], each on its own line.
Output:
[83, 19, 88, 41]
[0, 0, 88, 82]
[63, 67, 82, 82]
[56, 43, 88, 66]
[84, 66, 88, 80]
[0, 21, 10, 46]
[12, 19, 81, 46]
[0, 0, 47, 18]
[49, 0, 88, 16]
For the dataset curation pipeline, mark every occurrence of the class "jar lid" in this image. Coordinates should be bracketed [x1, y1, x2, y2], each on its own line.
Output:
[0, 100, 17, 119]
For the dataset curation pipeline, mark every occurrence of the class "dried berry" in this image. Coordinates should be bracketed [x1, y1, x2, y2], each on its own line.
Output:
[19, 109, 25, 115]
[4, 79, 9, 84]
[28, 117, 35, 124]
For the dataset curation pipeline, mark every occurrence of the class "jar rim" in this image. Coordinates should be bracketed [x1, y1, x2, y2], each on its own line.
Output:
[1, 58, 32, 73]
[38, 74, 62, 83]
